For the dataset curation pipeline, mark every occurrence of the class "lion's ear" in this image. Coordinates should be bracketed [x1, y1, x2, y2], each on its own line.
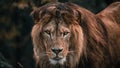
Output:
[31, 8, 40, 23]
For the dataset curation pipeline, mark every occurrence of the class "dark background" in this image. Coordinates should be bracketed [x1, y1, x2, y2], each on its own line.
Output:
[0, 0, 119, 68]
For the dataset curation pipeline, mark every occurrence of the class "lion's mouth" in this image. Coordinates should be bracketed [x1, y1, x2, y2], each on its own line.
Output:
[53, 57, 62, 61]
[49, 57, 66, 65]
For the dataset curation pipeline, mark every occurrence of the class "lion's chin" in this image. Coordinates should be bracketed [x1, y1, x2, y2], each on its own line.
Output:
[49, 57, 66, 65]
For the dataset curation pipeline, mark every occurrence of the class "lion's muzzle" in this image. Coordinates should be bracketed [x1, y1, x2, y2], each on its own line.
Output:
[51, 48, 63, 55]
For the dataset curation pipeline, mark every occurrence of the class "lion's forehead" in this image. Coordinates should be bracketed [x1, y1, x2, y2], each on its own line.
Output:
[43, 20, 70, 32]
[39, 3, 76, 24]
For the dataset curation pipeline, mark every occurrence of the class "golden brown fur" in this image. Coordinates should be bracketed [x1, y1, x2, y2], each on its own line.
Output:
[31, 2, 120, 68]
[96, 2, 120, 68]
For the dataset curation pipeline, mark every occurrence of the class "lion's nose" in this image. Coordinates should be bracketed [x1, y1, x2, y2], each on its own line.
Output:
[51, 48, 63, 55]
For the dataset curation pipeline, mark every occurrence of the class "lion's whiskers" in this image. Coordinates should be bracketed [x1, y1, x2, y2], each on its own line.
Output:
[38, 52, 51, 57]
[68, 50, 82, 53]
[68, 51, 76, 53]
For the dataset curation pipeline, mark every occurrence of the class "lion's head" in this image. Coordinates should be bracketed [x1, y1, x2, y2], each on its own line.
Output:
[31, 2, 107, 68]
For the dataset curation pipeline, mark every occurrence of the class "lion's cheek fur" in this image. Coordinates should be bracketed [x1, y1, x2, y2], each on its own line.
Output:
[68, 24, 85, 65]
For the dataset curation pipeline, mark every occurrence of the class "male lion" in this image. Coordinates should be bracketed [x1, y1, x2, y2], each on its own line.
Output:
[31, 2, 120, 68]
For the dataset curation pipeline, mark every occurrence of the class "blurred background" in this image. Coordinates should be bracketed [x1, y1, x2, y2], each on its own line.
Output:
[0, 0, 119, 68]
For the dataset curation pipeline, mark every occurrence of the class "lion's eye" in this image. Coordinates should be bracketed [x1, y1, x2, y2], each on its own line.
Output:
[45, 30, 51, 35]
[63, 32, 69, 36]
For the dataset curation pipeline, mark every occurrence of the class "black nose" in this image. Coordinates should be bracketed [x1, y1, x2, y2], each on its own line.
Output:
[51, 48, 63, 54]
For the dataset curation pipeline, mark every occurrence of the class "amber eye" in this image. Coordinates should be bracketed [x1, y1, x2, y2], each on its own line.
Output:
[63, 32, 69, 36]
[45, 30, 51, 35]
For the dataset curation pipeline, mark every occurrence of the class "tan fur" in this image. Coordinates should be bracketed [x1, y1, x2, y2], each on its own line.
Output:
[31, 2, 120, 68]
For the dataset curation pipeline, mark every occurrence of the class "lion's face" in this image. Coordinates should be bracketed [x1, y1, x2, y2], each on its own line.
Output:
[32, 18, 84, 66]
[41, 19, 71, 64]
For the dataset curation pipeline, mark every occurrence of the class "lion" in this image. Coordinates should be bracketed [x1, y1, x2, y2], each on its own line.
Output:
[31, 2, 120, 68]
